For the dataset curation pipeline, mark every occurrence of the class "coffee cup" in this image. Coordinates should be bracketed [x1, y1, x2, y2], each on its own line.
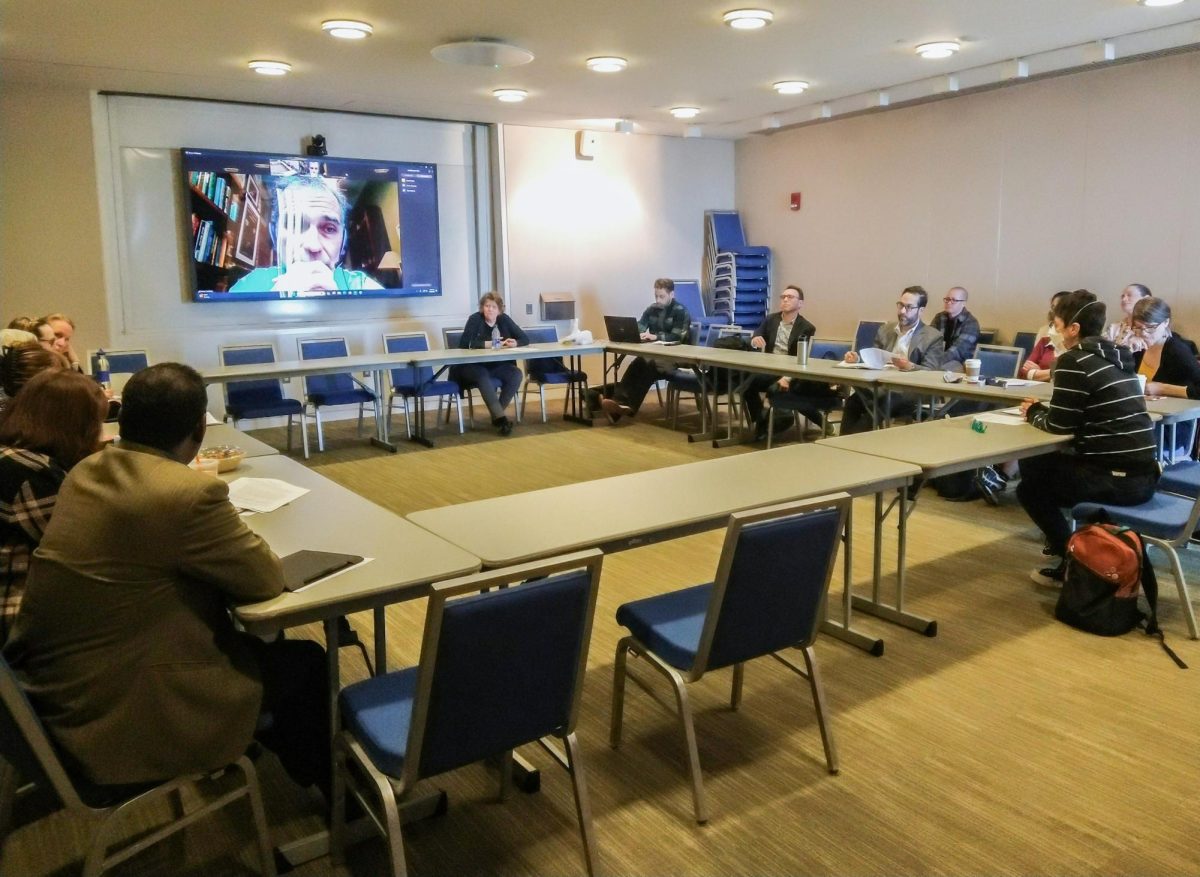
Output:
[1137, 374, 1148, 394]
[964, 358, 982, 382]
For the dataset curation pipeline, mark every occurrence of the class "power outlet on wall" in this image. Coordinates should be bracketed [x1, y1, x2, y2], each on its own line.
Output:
[525, 303, 533, 314]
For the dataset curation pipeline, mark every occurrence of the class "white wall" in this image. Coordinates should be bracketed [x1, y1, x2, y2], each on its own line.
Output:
[500, 125, 735, 347]
[735, 51, 1200, 343]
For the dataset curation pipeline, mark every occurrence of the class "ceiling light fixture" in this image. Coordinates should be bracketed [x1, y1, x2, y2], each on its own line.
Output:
[773, 80, 809, 95]
[321, 19, 373, 39]
[723, 9, 774, 29]
[586, 56, 628, 73]
[248, 60, 292, 76]
[493, 88, 528, 103]
[432, 38, 534, 67]
[1139, 0, 1184, 6]
[670, 106, 700, 119]
[916, 41, 960, 59]
[615, 119, 634, 134]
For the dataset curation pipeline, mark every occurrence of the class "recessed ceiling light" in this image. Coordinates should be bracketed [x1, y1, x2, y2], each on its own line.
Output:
[322, 19, 373, 39]
[248, 60, 292, 76]
[773, 80, 809, 95]
[493, 88, 528, 103]
[723, 9, 774, 30]
[916, 41, 960, 59]
[670, 106, 700, 119]
[586, 56, 628, 73]
[615, 119, 634, 134]
[1139, 0, 1184, 6]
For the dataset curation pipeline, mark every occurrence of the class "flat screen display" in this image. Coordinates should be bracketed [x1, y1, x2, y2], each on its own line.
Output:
[181, 147, 442, 302]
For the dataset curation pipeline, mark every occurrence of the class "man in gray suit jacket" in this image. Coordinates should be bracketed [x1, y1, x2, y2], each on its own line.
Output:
[6, 363, 329, 797]
[839, 285, 946, 434]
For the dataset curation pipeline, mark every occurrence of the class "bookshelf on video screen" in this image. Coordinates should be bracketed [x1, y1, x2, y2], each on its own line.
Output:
[181, 147, 442, 302]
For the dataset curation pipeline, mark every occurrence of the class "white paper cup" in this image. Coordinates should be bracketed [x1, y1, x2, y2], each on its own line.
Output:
[964, 358, 982, 382]
[1137, 374, 1147, 394]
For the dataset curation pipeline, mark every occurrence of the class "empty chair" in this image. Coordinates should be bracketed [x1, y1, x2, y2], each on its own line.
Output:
[854, 321, 883, 352]
[610, 495, 849, 823]
[333, 550, 603, 877]
[519, 325, 588, 422]
[976, 328, 998, 347]
[974, 344, 1024, 379]
[671, 280, 727, 337]
[297, 337, 377, 452]
[0, 652, 275, 877]
[1012, 331, 1039, 362]
[219, 343, 309, 458]
[1071, 493, 1200, 640]
[441, 328, 519, 427]
[382, 332, 464, 437]
[87, 349, 149, 395]
[809, 339, 852, 361]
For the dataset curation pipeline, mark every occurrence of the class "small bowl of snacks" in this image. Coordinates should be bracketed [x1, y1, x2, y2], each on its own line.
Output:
[197, 445, 247, 473]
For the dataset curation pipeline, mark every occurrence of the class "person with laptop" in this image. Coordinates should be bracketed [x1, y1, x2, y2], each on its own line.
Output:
[5, 363, 331, 801]
[598, 278, 691, 422]
[838, 285, 946, 434]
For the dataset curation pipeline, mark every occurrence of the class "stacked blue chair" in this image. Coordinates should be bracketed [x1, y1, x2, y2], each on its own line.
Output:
[519, 325, 588, 422]
[671, 279, 727, 339]
[297, 337, 377, 453]
[333, 551, 604, 877]
[220, 344, 309, 458]
[382, 332, 463, 438]
[610, 495, 849, 824]
[704, 211, 771, 330]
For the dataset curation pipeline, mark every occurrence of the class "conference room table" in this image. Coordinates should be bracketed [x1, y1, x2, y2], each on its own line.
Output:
[200, 341, 604, 452]
[409, 442, 921, 656]
[101, 420, 281, 458]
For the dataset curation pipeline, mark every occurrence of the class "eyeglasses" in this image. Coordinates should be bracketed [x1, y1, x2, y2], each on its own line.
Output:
[895, 302, 920, 311]
[779, 293, 800, 300]
[943, 297, 965, 304]
[1133, 322, 1163, 336]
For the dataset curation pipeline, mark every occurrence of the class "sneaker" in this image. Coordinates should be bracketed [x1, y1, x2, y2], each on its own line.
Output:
[1029, 562, 1067, 588]
[974, 466, 1006, 506]
[599, 398, 631, 424]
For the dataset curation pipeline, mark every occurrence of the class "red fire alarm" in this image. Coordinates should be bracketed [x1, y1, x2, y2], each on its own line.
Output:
[789, 192, 802, 211]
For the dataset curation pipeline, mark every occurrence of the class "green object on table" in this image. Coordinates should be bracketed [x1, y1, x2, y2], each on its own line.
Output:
[971, 419, 987, 434]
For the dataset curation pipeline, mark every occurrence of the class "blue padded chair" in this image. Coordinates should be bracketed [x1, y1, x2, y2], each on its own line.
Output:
[88, 349, 149, 395]
[382, 332, 463, 437]
[810, 339, 852, 361]
[1012, 331, 1039, 362]
[442, 327, 519, 427]
[0, 653, 275, 877]
[1071, 493, 1200, 640]
[974, 344, 1024, 379]
[665, 324, 740, 429]
[610, 495, 849, 824]
[975, 328, 998, 348]
[671, 279, 727, 337]
[519, 325, 588, 422]
[219, 344, 309, 458]
[854, 321, 883, 353]
[332, 551, 603, 877]
[297, 337, 377, 453]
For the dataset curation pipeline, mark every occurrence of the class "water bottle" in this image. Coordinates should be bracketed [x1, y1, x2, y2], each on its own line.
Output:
[96, 349, 111, 391]
[797, 336, 809, 367]
[491, 326, 502, 349]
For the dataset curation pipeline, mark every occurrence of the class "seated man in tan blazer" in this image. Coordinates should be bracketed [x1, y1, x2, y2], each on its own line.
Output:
[5, 363, 329, 800]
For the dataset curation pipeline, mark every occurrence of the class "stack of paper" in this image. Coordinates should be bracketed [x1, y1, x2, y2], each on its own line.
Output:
[226, 478, 310, 513]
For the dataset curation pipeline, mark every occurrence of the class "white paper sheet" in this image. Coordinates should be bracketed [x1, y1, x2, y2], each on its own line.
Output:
[226, 478, 310, 513]
[973, 407, 1027, 425]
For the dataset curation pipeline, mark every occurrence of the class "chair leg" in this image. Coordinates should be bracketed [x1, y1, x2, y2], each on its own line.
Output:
[402, 396, 413, 440]
[800, 645, 840, 775]
[667, 671, 709, 824]
[1150, 540, 1199, 639]
[300, 410, 310, 459]
[766, 407, 776, 449]
[285, 414, 294, 454]
[315, 408, 326, 452]
[454, 395, 465, 434]
[539, 385, 548, 423]
[563, 732, 599, 877]
[235, 756, 277, 877]
[496, 749, 514, 801]
[356, 403, 365, 438]
[730, 663, 744, 711]
[609, 636, 632, 748]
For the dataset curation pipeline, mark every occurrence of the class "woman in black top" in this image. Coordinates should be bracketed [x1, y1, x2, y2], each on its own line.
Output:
[452, 291, 529, 435]
[1132, 297, 1200, 399]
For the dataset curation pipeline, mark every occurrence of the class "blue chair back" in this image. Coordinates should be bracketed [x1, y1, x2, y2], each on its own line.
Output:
[384, 332, 432, 389]
[521, 326, 567, 380]
[672, 280, 707, 320]
[854, 321, 883, 352]
[696, 498, 847, 674]
[89, 351, 149, 394]
[221, 344, 286, 408]
[975, 344, 1023, 379]
[810, 340, 852, 361]
[409, 558, 601, 780]
[443, 328, 465, 349]
[708, 211, 747, 250]
[976, 328, 997, 348]
[298, 336, 356, 397]
[1012, 331, 1038, 362]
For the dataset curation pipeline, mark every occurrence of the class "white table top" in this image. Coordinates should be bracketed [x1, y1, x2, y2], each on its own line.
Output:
[408, 443, 919, 567]
[230, 455, 480, 632]
[817, 413, 1071, 478]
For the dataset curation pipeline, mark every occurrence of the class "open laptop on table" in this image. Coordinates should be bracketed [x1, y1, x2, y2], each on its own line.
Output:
[603, 315, 647, 343]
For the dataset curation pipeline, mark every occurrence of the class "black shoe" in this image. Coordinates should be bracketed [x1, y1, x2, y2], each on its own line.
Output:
[1030, 562, 1067, 587]
[974, 466, 1005, 506]
[493, 416, 513, 436]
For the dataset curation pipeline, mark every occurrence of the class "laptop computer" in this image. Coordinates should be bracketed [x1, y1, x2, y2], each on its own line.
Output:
[603, 315, 646, 343]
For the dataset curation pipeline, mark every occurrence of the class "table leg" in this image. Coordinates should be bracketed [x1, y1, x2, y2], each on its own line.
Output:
[820, 498, 886, 656]
[373, 607, 387, 675]
[562, 353, 592, 426]
[368, 369, 400, 453]
[850, 485, 937, 637]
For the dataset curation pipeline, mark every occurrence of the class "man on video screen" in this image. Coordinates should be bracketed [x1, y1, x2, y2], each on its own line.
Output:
[229, 176, 383, 296]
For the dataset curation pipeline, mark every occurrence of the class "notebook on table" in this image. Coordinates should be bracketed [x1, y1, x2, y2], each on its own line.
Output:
[280, 549, 364, 592]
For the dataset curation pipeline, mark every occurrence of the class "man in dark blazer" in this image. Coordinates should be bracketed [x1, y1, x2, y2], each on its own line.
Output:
[743, 285, 819, 437]
[840, 285, 946, 434]
[6, 363, 329, 797]
[929, 286, 981, 371]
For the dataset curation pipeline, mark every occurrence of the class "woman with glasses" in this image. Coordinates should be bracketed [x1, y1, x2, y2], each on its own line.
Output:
[1103, 283, 1152, 350]
[1131, 297, 1200, 399]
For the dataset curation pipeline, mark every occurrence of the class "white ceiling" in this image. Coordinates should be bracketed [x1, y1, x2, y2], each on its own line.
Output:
[2, 1, 1198, 138]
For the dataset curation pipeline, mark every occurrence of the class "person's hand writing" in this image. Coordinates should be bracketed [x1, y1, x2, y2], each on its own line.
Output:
[844, 351, 859, 364]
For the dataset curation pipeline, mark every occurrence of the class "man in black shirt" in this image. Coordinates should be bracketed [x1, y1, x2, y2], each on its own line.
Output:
[929, 286, 981, 371]
[599, 279, 691, 422]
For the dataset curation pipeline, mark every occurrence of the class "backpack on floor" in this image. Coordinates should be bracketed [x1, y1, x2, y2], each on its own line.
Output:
[1057, 521, 1186, 668]
[930, 470, 980, 502]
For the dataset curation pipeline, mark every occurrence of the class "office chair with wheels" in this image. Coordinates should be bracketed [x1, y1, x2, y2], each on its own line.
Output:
[610, 495, 848, 824]
[332, 550, 604, 877]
